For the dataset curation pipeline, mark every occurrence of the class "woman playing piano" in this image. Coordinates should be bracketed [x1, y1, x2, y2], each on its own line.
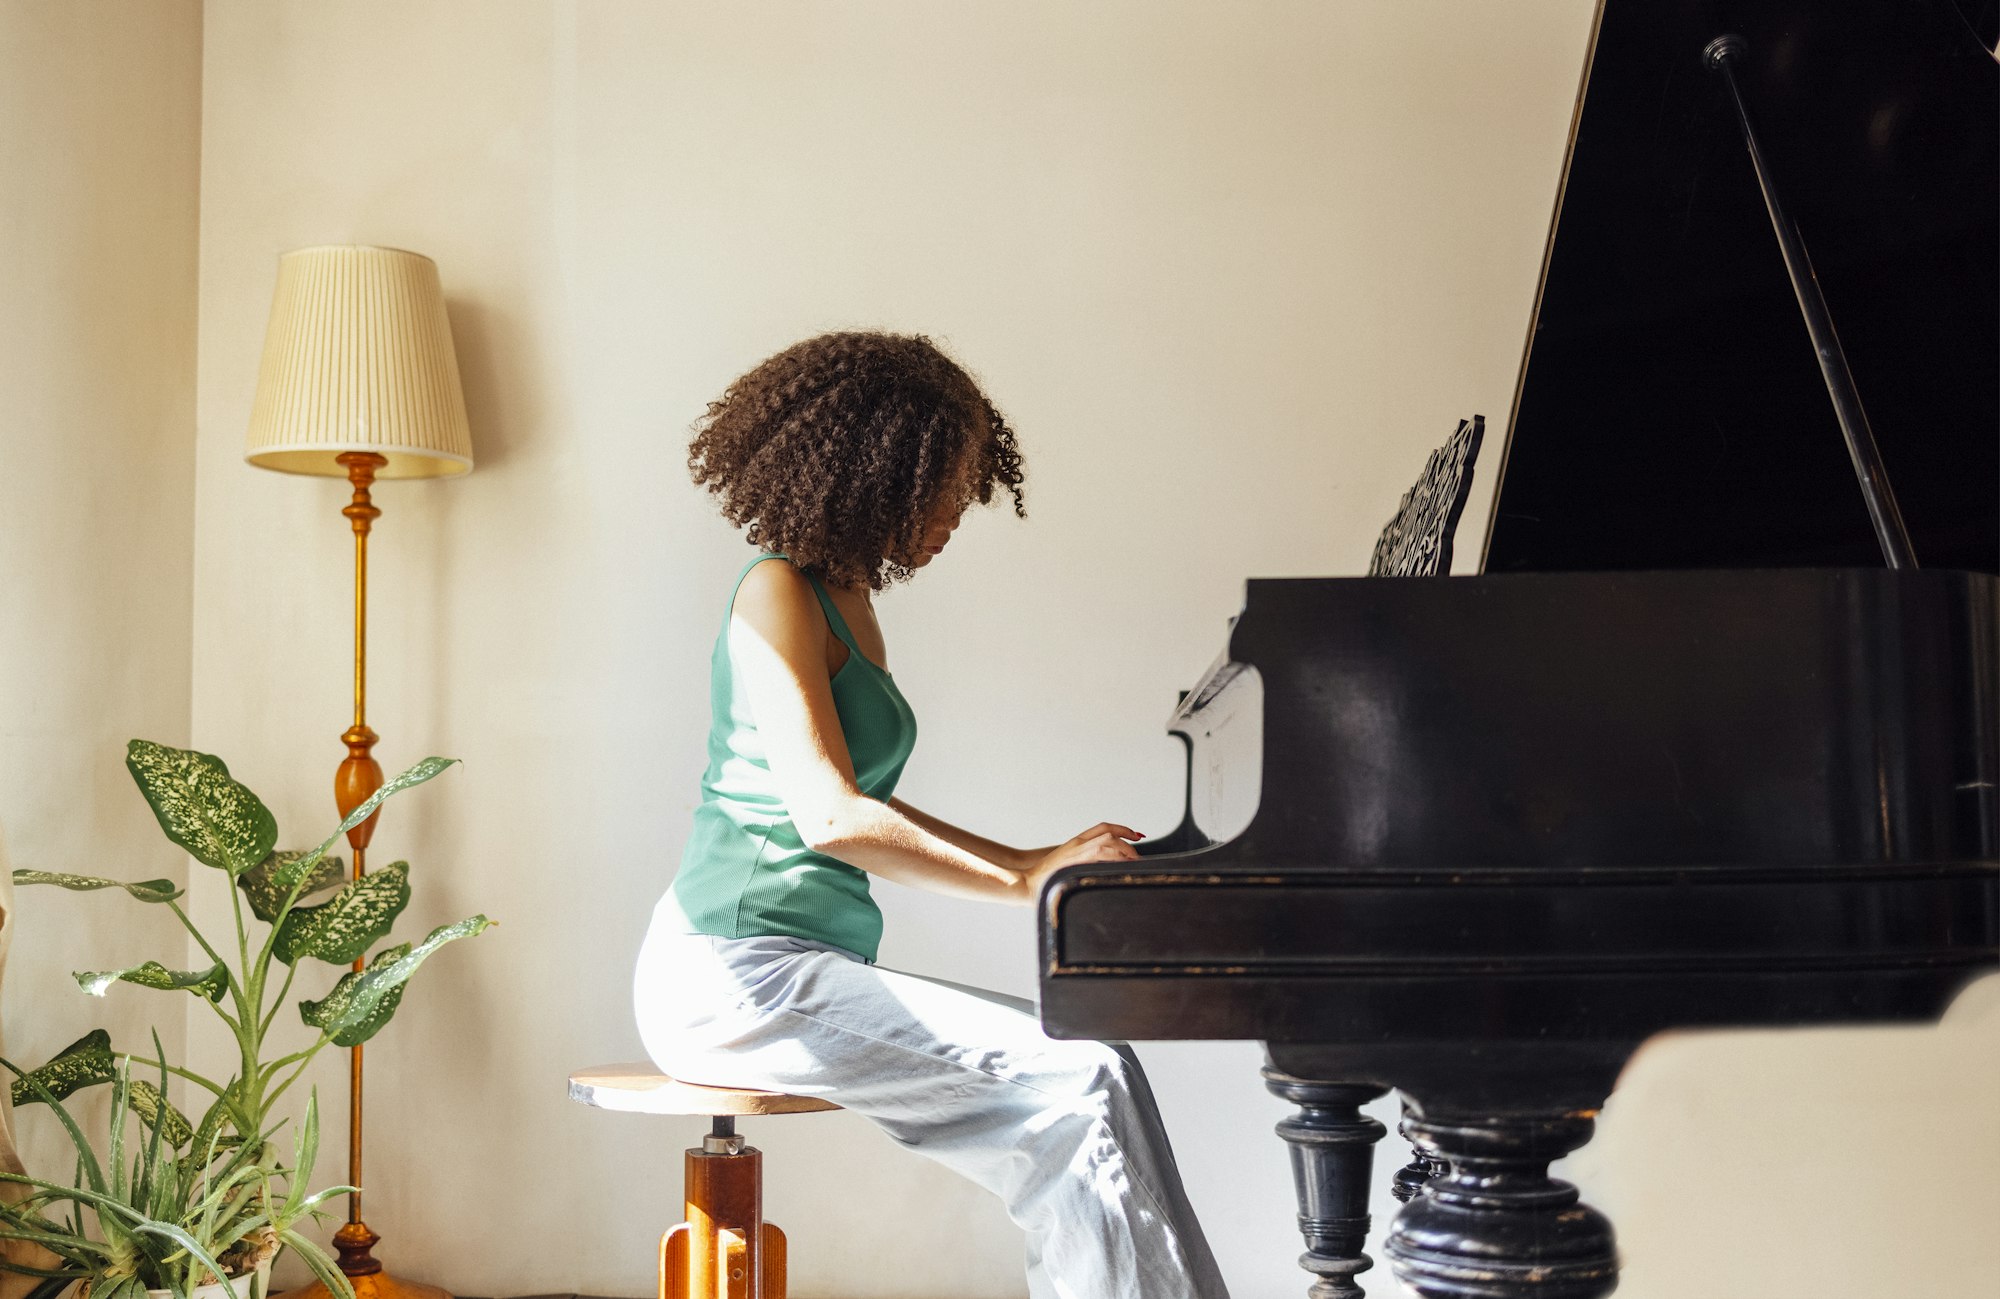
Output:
[632, 331, 1228, 1299]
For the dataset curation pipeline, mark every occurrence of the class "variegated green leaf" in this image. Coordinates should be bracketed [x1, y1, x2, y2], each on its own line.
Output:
[300, 945, 408, 1048]
[10, 871, 182, 903]
[6, 1033, 196, 1149]
[126, 1082, 194, 1149]
[277, 757, 458, 890]
[335, 755, 456, 835]
[9, 1032, 113, 1107]
[123, 741, 276, 876]
[301, 915, 491, 1047]
[74, 962, 227, 1003]
[272, 862, 410, 966]
[237, 850, 344, 923]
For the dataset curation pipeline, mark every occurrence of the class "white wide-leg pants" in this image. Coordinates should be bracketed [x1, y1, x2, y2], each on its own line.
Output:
[632, 920, 1231, 1299]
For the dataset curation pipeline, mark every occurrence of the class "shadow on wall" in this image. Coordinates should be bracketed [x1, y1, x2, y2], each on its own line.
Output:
[445, 295, 530, 475]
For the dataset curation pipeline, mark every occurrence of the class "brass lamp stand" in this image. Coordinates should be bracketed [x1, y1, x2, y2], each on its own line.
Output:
[246, 245, 475, 1299]
[322, 449, 432, 1299]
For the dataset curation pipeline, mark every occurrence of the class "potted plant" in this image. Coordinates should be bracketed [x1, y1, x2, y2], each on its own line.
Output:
[2, 741, 491, 1296]
[0, 1042, 349, 1299]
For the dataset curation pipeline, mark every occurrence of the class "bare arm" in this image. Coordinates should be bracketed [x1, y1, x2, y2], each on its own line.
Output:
[728, 560, 1141, 906]
[887, 797, 1035, 873]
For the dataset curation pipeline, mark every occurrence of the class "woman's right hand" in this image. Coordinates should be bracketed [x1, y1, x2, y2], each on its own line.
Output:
[1019, 822, 1144, 904]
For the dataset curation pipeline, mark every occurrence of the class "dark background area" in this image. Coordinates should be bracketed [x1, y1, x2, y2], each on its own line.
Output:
[1485, 0, 1998, 573]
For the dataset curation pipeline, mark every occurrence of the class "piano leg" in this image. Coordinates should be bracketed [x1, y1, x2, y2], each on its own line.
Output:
[1385, 1108, 1618, 1299]
[1261, 1069, 1388, 1299]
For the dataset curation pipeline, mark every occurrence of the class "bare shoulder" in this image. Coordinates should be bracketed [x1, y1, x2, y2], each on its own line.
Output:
[729, 557, 821, 652]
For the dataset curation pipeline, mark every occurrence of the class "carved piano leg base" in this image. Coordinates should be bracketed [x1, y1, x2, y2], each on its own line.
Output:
[1391, 1101, 1446, 1203]
[1386, 1111, 1617, 1299]
[1262, 1071, 1388, 1299]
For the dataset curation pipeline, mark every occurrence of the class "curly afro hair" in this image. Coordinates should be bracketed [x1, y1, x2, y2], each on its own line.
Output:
[688, 331, 1026, 590]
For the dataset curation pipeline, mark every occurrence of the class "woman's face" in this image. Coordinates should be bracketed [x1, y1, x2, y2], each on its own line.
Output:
[907, 438, 982, 570]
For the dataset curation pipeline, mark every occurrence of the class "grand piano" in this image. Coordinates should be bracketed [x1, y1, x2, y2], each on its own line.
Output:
[1036, 3, 1999, 1297]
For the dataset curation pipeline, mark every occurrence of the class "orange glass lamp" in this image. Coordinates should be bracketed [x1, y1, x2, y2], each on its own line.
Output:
[245, 244, 473, 1299]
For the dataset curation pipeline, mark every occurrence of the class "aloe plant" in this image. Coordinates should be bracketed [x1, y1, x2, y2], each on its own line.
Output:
[4, 741, 492, 1292]
[0, 1039, 352, 1299]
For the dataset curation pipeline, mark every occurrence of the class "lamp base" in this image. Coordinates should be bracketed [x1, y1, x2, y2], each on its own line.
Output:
[276, 1223, 452, 1299]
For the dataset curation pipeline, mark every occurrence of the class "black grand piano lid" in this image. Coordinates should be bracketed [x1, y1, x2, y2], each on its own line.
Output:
[1482, 0, 1998, 576]
[1121, 0, 2000, 880]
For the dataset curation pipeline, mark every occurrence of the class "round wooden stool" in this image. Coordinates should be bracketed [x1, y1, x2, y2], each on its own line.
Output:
[569, 1064, 840, 1299]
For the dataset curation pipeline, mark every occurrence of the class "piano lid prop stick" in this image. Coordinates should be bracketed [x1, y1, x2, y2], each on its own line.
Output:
[1703, 33, 1920, 571]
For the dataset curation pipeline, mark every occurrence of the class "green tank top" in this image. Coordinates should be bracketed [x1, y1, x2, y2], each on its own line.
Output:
[663, 551, 917, 962]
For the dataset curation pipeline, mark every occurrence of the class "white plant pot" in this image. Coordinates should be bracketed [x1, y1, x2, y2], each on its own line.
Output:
[144, 1258, 270, 1299]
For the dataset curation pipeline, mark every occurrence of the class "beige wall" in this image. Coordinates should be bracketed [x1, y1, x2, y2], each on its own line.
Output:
[0, 2, 1979, 1298]
[190, 3, 1599, 1294]
[0, 0, 202, 1197]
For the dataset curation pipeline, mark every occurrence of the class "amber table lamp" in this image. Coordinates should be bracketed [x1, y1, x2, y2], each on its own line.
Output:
[246, 244, 473, 1299]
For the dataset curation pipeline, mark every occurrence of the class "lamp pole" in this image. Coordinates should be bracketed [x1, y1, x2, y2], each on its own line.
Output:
[330, 450, 392, 1279]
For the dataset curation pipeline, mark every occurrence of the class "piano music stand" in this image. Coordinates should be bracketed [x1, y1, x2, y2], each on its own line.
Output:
[1367, 415, 1484, 579]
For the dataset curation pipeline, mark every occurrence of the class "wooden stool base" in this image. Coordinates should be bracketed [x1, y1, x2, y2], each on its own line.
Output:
[660, 1221, 787, 1299]
[659, 1128, 789, 1299]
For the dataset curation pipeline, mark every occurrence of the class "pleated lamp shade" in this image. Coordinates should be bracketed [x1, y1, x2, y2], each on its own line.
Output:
[246, 245, 474, 478]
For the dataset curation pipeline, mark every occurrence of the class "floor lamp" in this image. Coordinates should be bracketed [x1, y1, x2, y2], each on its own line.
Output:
[245, 244, 474, 1299]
